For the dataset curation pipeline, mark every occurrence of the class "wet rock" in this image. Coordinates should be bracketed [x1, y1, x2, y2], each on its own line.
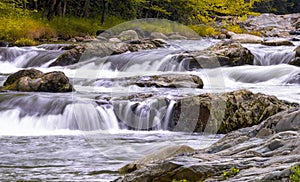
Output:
[231, 33, 263, 43]
[118, 30, 139, 41]
[49, 44, 86, 67]
[290, 30, 300, 35]
[0, 42, 12, 47]
[289, 57, 300, 67]
[2, 69, 73, 92]
[119, 145, 194, 174]
[109, 38, 122, 43]
[3, 69, 44, 87]
[170, 89, 296, 134]
[49, 39, 167, 67]
[289, 46, 300, 67]
[262, 38, 294, 46]
[241, 13, 297, 37]
[135, 74, 204, 89]
[207, 41, 254, 66]
[117, 107, 300, 182]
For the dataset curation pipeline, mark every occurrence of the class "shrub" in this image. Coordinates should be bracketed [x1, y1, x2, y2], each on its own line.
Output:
[15, 38, 38, 46]
[189, 25, 220, 37]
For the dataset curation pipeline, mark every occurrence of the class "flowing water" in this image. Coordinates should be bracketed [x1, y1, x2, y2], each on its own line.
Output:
[0, 39, 300, 181]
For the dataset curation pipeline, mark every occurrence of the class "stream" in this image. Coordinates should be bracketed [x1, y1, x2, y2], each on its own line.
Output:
[0, 39, 300, 181]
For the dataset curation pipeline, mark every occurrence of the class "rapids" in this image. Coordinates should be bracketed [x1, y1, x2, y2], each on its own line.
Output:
[0, 39, 299, 181]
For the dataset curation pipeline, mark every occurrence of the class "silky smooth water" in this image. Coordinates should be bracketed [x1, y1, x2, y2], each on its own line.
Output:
[0, 39, 300, 181]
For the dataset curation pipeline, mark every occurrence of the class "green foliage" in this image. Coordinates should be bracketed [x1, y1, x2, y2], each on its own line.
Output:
[290, 165, 300, 182]
[253, 0, 300, 14]
[224, 25, 244, 34]
[189, 25, 220, 37]
[15, 38, 38, 46]
[222, 167, 240, 180]
[0, 2, 56, 42]
[48, 16, 124, 39]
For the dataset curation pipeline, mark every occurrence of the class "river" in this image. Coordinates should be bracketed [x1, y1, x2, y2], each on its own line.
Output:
[0, 39, 299, 181]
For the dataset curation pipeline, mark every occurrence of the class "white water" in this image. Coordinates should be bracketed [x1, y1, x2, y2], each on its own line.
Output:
[0, 41, 300, 134]
[0, 40, 299, 181]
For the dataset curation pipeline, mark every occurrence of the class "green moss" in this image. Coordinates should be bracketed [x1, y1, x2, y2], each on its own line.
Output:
[290, 165, 300, 182]
[222, 167, 240, 180]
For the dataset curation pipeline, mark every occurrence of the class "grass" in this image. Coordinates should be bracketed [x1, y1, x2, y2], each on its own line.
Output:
[0, 12, 125, 43]
[0, 16, 56, 42]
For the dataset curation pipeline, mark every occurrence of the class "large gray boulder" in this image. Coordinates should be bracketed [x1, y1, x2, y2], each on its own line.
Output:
[118, 30, 139, 41]
[207, 41, 254, 66]
[117, 107, 300, 182]
[262, 38, 294, 46]
[2, 69, 73, 92]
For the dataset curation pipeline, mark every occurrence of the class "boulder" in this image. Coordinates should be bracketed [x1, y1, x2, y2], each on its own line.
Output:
[118, 30, 139, 41]
[169, 89, 296, 133]
[241, 14, 297, 37]
[2, 69, 73, 92]
[3, 69, 43, 87]
[207, 41, 254, 66]
[117, 107, 300, 182]
[119, 145, 194, 174]
[135, 74, 204, 89]
[231, 33, 263, 43]
[49, 39, 167, 67]
[109, 38, 122, 43]
[262, 38, 294, 46]
[49, 44, 86, 67]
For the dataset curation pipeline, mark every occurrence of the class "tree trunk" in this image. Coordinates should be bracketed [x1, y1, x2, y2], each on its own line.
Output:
[83, 0, 90, 18]
[101, 0, 108, 25]
[62, 0, 67, 17]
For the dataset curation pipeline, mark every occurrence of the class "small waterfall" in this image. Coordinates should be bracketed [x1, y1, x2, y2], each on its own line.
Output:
[243, 44, 295, 66]
[0, 94, 120, 134]
[73, 49, 202, 72]
[0, 46, 63, 68]
[162, 100, 176, 130]
[113, 98, 171, 130]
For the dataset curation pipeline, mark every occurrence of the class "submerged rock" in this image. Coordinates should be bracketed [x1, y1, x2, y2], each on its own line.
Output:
[135, 74, 204, 89]
[119, 145, 194, 174]
[2, 69, 73, 92]
[49, 39, 167, 67]
[262, 38, 294, 46]
[118, 107, 300, 182]
[207, 41, 254, 66]
[49, 44, 86, 67]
